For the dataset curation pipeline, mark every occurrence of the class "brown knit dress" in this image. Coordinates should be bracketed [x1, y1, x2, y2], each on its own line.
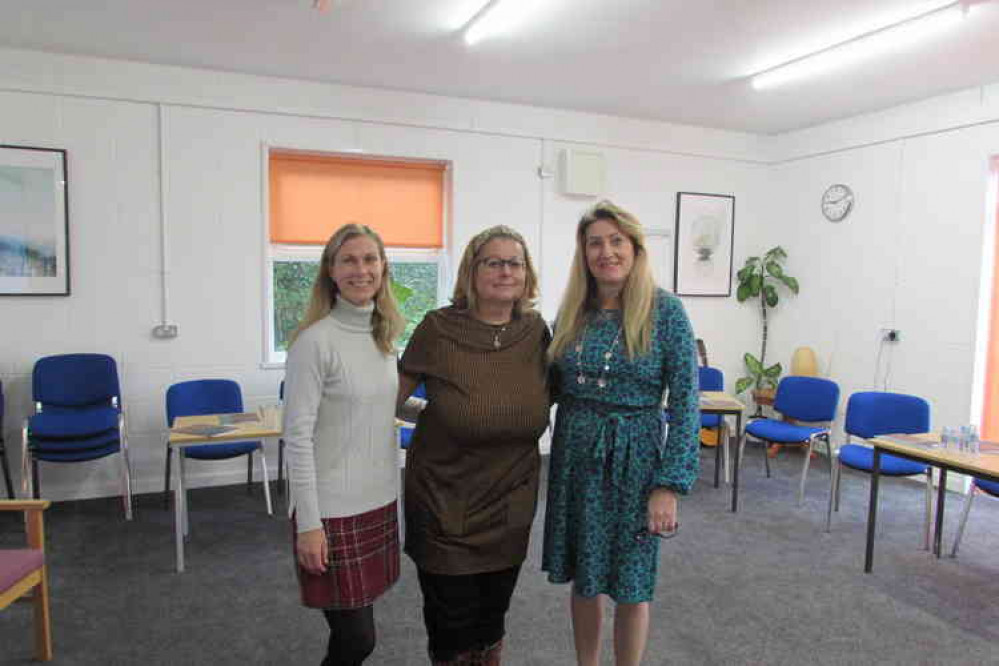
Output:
[399, 306, 551, 575]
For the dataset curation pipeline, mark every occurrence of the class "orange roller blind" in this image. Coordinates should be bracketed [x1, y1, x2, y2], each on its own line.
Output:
[269, 151, 445, 248]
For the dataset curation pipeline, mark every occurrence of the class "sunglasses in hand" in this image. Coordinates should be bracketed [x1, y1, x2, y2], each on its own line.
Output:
[634, 525, 680, 542]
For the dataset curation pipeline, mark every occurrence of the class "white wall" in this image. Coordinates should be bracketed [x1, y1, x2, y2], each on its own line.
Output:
[770, 92, 999, 445]
[0, 49, 766, 502]
[6, 46, 999, 503]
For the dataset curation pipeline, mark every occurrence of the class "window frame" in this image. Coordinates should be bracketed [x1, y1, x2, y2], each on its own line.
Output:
[259, 144, 451, 368]
[263, 244, 447, 366]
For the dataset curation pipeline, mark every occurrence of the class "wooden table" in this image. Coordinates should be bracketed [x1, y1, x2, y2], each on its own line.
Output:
[699, 391, 746, 512]
[168, 412, 280, 572]
[864, 432, 999, 572]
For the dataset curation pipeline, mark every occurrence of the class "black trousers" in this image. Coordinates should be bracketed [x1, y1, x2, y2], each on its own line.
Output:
[417, 565, 521, 661]
[322, 606, 375, 666]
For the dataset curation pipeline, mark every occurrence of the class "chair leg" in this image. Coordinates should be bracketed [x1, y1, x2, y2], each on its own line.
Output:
[258, 449, 273, 516]
[179, 454, 189, 537]
[34, 565, 53, 661]
[826, 456, 840, 533]
[164, 443, 173, 509]
[0, 441, 14, 499]
[120, 447, 134, 521]
[246, 453, 253, 494]
[762, 439, 771, 478]
[798, 438, 814, 506]
[32, 566, 52, 661]
[32, 458, 40, 500]
[950, 483, 976, 558]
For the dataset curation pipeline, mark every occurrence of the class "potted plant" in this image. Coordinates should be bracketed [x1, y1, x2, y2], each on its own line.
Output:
[734, 247, 799, 406]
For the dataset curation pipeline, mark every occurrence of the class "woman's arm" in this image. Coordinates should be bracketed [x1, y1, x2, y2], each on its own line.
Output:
[283, 329, 334, 574]
[396, 372, 426, 421]
[651, 295, 701, 497]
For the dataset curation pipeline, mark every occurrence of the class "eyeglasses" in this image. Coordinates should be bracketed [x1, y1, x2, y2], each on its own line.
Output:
[479, 257, 526, 272]
[634, 526, 680, 542]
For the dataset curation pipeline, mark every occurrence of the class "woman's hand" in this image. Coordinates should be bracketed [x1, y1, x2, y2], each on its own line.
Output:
[647, 487, 679, 534]
[297, 528, 328, 575]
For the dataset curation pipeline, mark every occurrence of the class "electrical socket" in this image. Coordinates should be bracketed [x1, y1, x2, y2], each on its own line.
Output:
[880, 327, 901, 343]
[152, 323, 179, 339]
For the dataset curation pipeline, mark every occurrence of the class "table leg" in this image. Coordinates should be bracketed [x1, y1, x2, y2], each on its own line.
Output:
[173, 445, 185, 573]
[934, 468, 947, 558]
[864, 448, 881, 573]
[714, 421, 721, 489]
[731, 413, 742, 513]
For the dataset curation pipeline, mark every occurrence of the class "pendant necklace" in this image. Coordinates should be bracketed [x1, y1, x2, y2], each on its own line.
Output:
[575, 321, 622, 389]
[492, 325, 508, 349]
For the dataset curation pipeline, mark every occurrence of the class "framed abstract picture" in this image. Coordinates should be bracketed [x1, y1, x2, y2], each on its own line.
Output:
[673, 192, 734, 297]
[0, 145, 70, 295]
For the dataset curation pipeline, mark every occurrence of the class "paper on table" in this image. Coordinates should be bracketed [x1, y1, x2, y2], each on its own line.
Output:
[878, 433, 942, 449]
[173, 424, 237, 437]
[218, 412, 261, 425]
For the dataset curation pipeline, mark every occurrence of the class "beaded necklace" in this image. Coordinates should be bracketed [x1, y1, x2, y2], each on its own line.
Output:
[575, 318, 623, 389]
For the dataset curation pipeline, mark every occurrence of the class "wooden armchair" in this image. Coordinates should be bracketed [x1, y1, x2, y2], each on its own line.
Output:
[1, 499, 53, 661]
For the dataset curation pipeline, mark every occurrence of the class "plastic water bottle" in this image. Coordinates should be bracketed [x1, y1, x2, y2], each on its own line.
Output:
[959, 426, 971, 453]
[941, 426, 954, 451]
[968, 424, 980, 455]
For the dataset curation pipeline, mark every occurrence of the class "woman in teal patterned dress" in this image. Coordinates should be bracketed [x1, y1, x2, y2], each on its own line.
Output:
[543, 200, 699, 666]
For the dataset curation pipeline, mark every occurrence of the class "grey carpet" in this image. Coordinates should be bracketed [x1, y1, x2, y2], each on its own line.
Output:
[2, 444, 999, 665]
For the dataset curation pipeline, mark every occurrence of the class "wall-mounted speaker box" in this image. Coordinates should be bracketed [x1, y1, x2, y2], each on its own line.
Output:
[560, 149, 605, 197]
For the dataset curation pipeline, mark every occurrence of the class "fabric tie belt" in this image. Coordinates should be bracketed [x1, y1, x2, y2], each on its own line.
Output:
[563, 396, 661, 488]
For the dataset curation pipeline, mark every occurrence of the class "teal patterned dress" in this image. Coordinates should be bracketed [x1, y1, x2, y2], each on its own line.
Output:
[542, 289, 699, 603]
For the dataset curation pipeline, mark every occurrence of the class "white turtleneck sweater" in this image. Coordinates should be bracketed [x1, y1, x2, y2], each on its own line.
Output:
[283, 299, 399, 533]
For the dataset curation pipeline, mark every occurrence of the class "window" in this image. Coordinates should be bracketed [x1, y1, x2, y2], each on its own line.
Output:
[265, 150, 447, 364]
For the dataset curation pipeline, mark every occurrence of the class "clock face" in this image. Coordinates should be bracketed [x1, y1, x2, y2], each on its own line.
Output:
[822, 184, 853, 222]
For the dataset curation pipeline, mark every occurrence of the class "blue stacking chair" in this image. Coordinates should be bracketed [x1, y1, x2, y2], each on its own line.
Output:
[742, 376, 840, 505]
[698, 367, 732, 482]
[164, 379, 272, 514]
[826, 392, 932, 543]
[398, 383, 427, 450]
[24, 353, 133, 519]
[950, 477, 999, 557]
[0, 381, 15, 498]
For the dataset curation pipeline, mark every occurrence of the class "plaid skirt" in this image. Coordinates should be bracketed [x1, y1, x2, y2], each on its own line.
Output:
[292, 501, 400, 610]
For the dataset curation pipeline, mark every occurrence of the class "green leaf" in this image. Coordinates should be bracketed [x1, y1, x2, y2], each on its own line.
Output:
[763, 284, 778, 307]
[744, 352, 763, 376]
[390, 279, 414, 306]
[735, 376, 754, 395]
[749, 274, 763, 296]
[736, 265, 753, 284]
[780, 275, 799, 294]
[744, 256, 760, 266]
[736, 282, 752, 302]
[764, 362, 782, 378]
[765, 261, 784, 279]
[768, 246, 787, 261]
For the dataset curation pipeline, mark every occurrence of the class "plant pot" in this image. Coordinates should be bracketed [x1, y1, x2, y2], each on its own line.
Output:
[752, 388, 775, 406]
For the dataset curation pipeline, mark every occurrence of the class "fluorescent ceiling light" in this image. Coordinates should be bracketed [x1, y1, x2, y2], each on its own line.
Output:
[752, 1, 972, 90]
[463, 0, 538, 46]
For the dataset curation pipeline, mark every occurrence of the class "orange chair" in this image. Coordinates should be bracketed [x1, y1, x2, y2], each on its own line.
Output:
[0, 499, 53, 661]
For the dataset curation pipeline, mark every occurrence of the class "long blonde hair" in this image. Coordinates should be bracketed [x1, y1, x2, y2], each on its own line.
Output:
[549, 200, 657, 361]
[451, 225, 539, 316]
[290, 223, 405, 354]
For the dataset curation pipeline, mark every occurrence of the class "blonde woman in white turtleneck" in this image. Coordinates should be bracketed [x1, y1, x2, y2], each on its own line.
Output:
[282, 223, 405, 666]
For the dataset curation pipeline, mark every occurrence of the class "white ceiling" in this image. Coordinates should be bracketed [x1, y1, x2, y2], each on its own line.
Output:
[4, 0, 999, 135]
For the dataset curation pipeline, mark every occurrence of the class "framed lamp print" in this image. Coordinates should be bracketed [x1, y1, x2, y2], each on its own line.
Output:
[0, 145, 70, 296]
[673, 192, 734, 297]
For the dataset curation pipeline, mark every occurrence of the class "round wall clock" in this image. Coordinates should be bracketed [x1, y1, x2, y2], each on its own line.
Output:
[821, 184, 854, 222]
